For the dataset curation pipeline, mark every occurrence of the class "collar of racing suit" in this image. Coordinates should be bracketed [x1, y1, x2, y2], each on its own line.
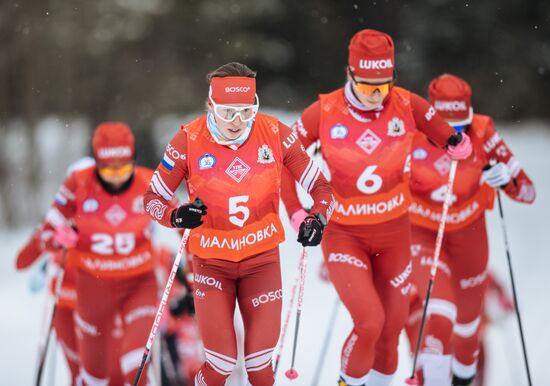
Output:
[95, 168, 135, 195]
[343, 81, 391, 121]
[206, 111, 254, 151]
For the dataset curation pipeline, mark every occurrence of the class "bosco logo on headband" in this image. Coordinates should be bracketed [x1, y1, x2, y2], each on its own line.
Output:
[211, 77, 256, 104]
[225, 86, 251, 93]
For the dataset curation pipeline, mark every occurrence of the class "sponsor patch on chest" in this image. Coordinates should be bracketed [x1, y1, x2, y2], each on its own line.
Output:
[198, 153, 216, 170]
[225, 157, 251, 183]
[104, 204, 127, 226]
[132, 196, 144, 213]
[257, 144, 275, 164]
[412, 148, 428, 160]
[82, 198, 99, 213]
[356, 128, 382, 154]
[330, 123, 348, 139]
[387, 117, 406, 137]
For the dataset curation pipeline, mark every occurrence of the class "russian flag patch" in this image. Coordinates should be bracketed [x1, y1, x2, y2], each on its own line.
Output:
[160, 153, 175, 173]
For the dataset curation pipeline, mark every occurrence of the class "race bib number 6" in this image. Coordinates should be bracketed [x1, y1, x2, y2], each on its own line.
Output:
[357, 165, 383, 194]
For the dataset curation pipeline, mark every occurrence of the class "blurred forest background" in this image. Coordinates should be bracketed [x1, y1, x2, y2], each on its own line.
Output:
[1, 0, 549, 227]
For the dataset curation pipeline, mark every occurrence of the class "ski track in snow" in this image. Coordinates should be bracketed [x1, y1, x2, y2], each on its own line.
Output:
[1, 117, 549, 386]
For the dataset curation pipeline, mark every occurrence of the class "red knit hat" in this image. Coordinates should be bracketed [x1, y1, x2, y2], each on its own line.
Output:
[348, 29, 395, 79]
[429, 74, 473, 124]
[92, 122, 135, 164]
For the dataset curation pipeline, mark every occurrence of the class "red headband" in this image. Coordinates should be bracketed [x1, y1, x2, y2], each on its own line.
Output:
[210, 76, 256, 104]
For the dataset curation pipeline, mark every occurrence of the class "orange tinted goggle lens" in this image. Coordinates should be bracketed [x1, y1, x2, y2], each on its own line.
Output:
[98, 163, 133, 177]
[354, 81, 393, 95]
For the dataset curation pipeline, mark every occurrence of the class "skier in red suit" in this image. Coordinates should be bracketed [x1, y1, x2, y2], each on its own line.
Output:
[143, 62, 334, 386]
[406, 74, 535, 386]
[280, 30, 472, 386]
[46, 122, 158, 385]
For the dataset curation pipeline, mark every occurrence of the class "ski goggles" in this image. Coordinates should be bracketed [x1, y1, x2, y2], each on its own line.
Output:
[209, 95, 259, 123]
[349, 67, 395, 96]
[97, 162, 134, 177]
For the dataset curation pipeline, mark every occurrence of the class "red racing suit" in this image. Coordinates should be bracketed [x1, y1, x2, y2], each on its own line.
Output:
[143, 112, 333, 386]
[47, 165, 158, 386]
[407, 114, 535, 383]
[281, 83, 456, 385]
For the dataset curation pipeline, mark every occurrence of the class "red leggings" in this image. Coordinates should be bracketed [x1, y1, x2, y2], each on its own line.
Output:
[54, 307, 79, 385]
[75, 270, 158, 386]
[409, 215, 489, 382]
[322, 215, 412, 385]
[192, 248, 282, 386]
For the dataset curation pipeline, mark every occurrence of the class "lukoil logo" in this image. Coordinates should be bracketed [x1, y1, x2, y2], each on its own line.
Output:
[359, 59, 393, 70]
[434, 100, 467, 112]
[97, 146, 132, 159]
[225, 86, 251, 93]
[252, 289, 283, 307]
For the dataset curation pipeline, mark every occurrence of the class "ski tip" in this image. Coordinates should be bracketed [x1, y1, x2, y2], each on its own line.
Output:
[405, 377, 420, 385]
[285, 369, 299, 380]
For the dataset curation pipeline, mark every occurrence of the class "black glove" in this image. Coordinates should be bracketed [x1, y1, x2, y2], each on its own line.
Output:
[171, 198, 207, 229]
[169, 292, 195, 317]
[297, 213, 327, 247]
[446, 131, 463, 147]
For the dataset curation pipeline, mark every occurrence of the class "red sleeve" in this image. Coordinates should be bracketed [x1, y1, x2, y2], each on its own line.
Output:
[410, 93, 455, 147]
[482, 119, 536, 203]
[291, 100, 321, 149]
[143, 129, 189, 227]
[280, 121, 334, 220]
[15, 225, 52, 270]
[280, 167, 303, 217]
[46, 173, 78, 228]
[280, 101, 323, 217]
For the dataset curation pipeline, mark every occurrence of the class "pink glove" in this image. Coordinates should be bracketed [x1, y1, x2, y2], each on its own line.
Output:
[53, 223, 79, 249]
[446, 132, 472, 160]
[290, 208, 309, 233]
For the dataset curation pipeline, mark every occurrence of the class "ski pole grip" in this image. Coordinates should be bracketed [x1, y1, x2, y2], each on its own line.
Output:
[192, 197, 204, 208]
[447, 132, 463, 147]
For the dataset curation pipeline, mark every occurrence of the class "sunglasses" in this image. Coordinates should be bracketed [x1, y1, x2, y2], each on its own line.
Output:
[97, 162, 134, 177]
[209, 95, 259, 123]
[348, 67, 395, 96]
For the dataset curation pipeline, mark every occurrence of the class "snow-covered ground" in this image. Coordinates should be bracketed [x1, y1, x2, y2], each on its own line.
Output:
[1, 116, 549, 385]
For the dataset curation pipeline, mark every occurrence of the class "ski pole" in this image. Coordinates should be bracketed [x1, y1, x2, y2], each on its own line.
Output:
[133, 197, 204, 386]
[285, 247, 308, 380]
[273, 253, 303, 375]
[311, 297, 340, 386]
[496, 189, 533, 386]
[35, 249, 67, 386]
[406, 159, 458, 385]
